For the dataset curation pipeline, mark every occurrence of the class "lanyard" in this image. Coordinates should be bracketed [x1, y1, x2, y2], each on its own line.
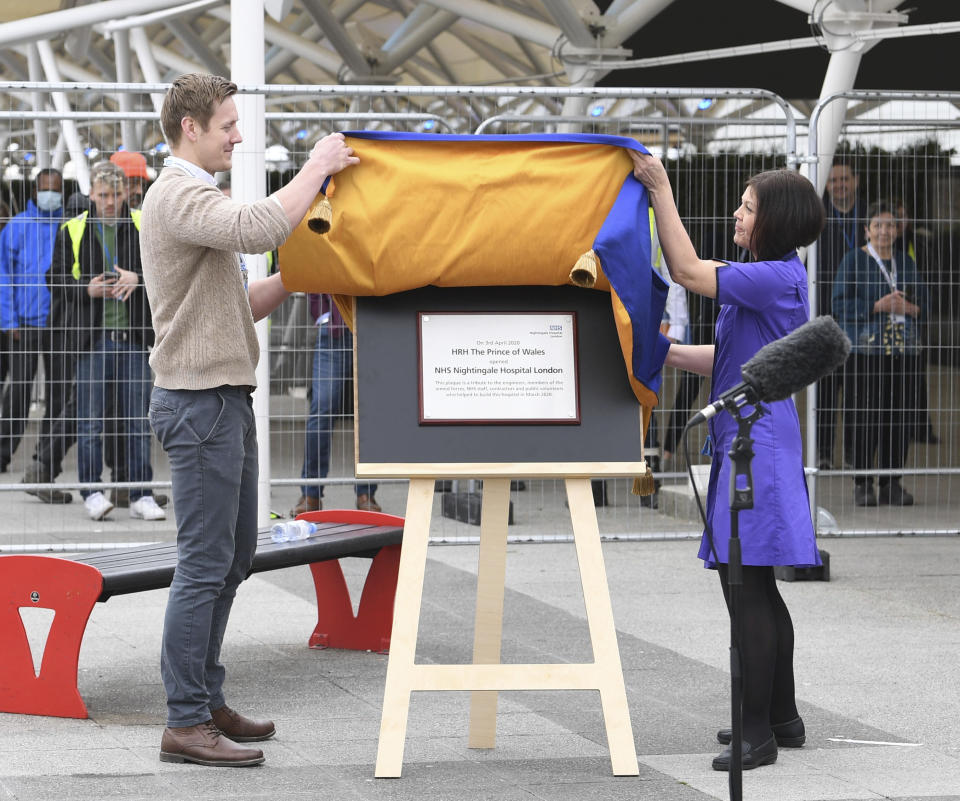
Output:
[866, 242, 897, 292]
[867, 242, 907, 326]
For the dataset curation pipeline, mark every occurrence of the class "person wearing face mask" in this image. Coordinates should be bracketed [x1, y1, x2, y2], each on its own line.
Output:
[0, 168, 67, 474]
[18, 175, 166, 508]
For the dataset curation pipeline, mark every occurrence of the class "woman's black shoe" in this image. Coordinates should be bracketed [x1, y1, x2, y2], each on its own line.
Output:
[717, 716, 805, 747]
[878, 479, 914, 506]
[712, 736, 778, 771]
[854, 482, 878, 507]
[591, 479, 608, 507]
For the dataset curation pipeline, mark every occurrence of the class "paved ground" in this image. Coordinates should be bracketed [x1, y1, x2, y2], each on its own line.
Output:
[2, 528, 959, 801]
[2, 405, 959, 800]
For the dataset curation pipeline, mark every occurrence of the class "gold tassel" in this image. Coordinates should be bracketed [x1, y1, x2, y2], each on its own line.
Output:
[307, 195, 333, 234]
[631, 404, 655, 496]
[569, 249, 598, 288]
[332, 293, 354, 332]
[631, 463, 656, 496]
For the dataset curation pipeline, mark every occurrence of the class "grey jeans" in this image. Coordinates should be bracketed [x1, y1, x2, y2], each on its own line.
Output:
[149, 385, 258, 728]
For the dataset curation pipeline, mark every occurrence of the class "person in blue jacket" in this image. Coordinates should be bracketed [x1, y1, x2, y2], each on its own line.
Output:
[832, 200, 925, 507]
[631, 152, 825, 772]
[0, 168, 66, 473]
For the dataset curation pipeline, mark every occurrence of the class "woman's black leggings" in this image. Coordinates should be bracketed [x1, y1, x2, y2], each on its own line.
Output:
[716, 564, 799, 747]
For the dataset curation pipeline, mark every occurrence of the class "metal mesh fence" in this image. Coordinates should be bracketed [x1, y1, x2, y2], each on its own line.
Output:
[807, 92, 960, 535]
[0, 82, 957, 551]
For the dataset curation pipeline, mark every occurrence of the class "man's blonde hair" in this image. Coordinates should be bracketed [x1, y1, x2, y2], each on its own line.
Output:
[161, 73, 238, 147]
[89, 160, 126, 190]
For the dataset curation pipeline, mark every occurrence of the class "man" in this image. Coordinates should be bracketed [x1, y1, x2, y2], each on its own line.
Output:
[101, 150, 159, 507]
[291, 292, 380, 517]
[49, 161, 164, 521]
[19, 181, 167, 508]
[141, 73, 357, 768]
[817, 159, 862, 470]
[19, 188, 88, 504]
[0, 168, 66, 474]
[110, 150, 151, 210]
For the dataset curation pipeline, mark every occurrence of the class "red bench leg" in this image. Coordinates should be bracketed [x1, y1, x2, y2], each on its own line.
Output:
[0, 556, 103, 718]
[298, 510, 403, 654]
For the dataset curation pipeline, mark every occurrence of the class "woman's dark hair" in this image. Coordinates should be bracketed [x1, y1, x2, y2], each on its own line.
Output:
[865, 199, 897, 225]
[745, 169, 826, 261]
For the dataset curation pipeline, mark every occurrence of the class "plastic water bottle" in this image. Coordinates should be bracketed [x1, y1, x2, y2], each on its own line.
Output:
[815, 506, 839, 535]
[270, 520, 318, 543]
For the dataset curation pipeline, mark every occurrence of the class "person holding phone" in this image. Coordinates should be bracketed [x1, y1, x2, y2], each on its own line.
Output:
[48, 160, 164, 521]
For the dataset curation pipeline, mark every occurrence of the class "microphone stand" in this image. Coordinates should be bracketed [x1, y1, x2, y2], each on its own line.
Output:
[725, 400, 765, 801]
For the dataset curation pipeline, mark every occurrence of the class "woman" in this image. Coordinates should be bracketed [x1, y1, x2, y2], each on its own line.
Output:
[631, 153, 825, 771]
[832, 200, 924, 507]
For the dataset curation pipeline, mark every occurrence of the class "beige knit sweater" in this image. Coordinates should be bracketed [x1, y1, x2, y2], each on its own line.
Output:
[140, 168, 292, 390]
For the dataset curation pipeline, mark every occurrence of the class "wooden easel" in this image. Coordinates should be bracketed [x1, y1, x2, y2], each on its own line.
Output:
[367, 466, 642, 778]
[351, 286, 650, 778]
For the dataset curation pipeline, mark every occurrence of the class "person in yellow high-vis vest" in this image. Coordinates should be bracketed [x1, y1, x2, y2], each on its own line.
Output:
[47, 160, 164, 522]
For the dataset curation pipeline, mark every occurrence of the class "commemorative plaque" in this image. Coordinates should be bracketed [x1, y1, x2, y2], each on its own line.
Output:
[417, 311, 579, 425]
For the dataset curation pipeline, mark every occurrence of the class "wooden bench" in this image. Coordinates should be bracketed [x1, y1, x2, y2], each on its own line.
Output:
[0, 510, 404, 719]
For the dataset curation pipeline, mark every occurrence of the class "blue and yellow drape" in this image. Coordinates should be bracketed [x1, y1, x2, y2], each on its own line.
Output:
[279, 132, 669, 413]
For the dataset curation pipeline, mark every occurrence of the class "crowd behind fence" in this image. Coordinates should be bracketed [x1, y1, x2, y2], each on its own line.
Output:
[0, 83, 957, 551]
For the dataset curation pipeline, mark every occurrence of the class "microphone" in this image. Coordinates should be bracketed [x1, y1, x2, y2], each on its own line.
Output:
[689, 315, 851, 425]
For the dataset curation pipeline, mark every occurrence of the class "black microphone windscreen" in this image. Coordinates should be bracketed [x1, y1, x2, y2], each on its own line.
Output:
[740, 316, 852, 403]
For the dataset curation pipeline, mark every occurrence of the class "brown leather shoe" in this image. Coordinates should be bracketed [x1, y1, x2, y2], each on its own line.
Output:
[290, 494, 321, 517]
[22, 466, 72, 504]
[356, 493, 382, 513]
[159, 720, 264, 766]
[211, 705, 276, 742]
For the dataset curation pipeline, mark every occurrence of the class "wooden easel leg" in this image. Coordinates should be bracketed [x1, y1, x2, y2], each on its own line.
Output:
[375, 478, 434, 778]
[468, 478, 511, 748]
[565, 478, 640, 777]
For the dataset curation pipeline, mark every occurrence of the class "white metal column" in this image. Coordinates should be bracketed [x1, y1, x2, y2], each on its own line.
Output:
[26, 45, 50, 169]
[113, 29, 138, 151]
[129, 27, 166, 113]
[35, 40, 89, 192]
[230, 0, 271, 526]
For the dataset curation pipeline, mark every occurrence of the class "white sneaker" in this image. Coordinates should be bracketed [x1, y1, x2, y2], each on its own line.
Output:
[129, 495, 166, 521]
[84, 491, 114, 521]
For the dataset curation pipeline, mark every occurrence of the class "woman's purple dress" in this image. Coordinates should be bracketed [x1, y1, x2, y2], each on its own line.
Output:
[697, 253, 821, 568]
